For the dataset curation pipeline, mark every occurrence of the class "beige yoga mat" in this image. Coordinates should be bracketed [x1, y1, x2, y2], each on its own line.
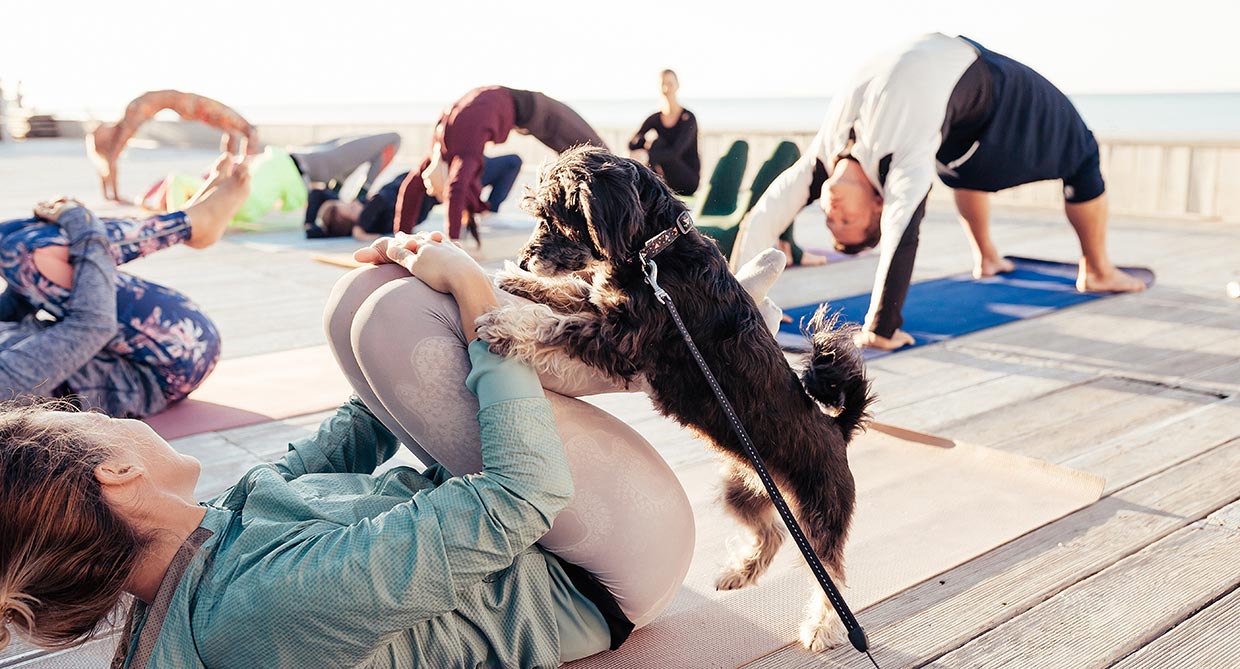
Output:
[569, 400, 1105, 669]
[144, 345, 352, 440]
[312, 251, 366, 269]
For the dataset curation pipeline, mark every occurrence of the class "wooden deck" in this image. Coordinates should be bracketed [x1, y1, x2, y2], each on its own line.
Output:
[1, 139, 1238, 668]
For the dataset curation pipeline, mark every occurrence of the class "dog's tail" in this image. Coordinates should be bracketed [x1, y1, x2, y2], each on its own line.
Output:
[800, 305, 875, 441]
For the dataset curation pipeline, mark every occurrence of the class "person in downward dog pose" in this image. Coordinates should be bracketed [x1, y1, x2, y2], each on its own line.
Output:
[0, 154, 248, 417]
[732, 33, 1146, 350]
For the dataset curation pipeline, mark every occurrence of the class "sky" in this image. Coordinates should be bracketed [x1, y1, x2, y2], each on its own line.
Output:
[3, 0, 1239, 118]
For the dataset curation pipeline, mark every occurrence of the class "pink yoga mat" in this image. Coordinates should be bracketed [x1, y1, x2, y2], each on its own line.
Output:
[144, 345, 352, 440]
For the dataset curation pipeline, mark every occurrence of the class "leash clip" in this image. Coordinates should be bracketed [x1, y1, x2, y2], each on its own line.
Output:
[643, 259, 670, 304]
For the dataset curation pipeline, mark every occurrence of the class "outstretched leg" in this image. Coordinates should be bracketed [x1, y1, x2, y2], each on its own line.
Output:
[954, 188, 1014, 279]
[1066, 193, 1147, 292]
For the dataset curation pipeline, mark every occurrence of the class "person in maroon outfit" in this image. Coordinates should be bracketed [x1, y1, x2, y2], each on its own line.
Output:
[395, 86, 606, 242]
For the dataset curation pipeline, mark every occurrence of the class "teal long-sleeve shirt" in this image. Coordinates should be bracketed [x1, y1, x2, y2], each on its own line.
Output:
[115, 341, 610, 668]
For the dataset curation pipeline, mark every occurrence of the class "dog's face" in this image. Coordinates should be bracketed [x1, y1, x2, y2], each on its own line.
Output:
[518, 146, 687, 276]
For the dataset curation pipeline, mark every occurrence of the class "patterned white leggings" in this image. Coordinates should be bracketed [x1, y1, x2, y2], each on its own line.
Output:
[324, 264, 694, 628]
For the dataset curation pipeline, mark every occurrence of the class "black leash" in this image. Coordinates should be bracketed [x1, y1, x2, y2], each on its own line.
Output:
[635, 215, 878, 666]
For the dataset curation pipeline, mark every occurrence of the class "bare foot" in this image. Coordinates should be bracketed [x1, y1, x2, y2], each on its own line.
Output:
[974, 255, 1015, 279]
[798, 251, 828, 266]
[182, 153, 236, 208]
[854, 328, 914, 351]
[182, 161, 251, 249]
[1077, 264, 1147, 293]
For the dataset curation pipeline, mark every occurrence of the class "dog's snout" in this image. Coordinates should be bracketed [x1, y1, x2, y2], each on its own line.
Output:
[517, 257, 530, 272]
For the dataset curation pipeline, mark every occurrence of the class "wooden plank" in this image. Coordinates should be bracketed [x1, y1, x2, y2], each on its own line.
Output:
[1110, 585, 1240, 669]
[875, 370, 1082, 432]
[1065, 401, 1240, 493]
[927, 506, 1240, 668]
[743, 438, 1240, 669]
[935, 377, 1220, 464]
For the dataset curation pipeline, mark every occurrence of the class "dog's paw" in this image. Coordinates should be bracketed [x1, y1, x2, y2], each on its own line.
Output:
[714, 564, 761, 591]
[474, 303, 561, 363]
[799, 614, 848, 652]
[473, 306, 521, 358]
[495, 261, 537, 297]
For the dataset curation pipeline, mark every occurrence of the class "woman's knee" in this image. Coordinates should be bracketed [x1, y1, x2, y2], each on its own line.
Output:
[349, 274, 466, 363]
[323, 264, 410, 355]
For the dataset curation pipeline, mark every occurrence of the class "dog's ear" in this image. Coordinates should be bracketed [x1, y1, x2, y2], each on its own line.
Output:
[579, 160, 644, 261]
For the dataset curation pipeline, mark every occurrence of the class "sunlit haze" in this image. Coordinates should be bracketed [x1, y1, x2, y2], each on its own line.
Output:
[3, 0, 1238, 120]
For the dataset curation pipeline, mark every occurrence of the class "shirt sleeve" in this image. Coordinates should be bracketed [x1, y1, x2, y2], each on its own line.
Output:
[273, 396, 400, 478]
[225, 344, 569, 664]
[444, 152, 487, 240]
[863, 158, 934, 337]
[729, 132, 826, 271]
[0, 208, 118, 395]
[394, 159, 431, 234]
[628, 114, 658, 151]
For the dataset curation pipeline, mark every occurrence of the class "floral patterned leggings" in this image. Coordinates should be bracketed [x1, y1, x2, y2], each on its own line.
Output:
[0, 212, 221, 403]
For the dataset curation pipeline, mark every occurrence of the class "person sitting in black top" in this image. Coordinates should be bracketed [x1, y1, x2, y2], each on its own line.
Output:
[628, 70, 700, 196]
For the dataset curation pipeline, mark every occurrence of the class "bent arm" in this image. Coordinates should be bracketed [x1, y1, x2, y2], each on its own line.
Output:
[274, 396, 400, 478]
[628, 114, 658, 151]
[0, 208, 118, 394]
[256, 341, 570, 660]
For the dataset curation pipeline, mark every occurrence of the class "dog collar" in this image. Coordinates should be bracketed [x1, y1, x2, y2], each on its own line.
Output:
[636, 211, 695, 265]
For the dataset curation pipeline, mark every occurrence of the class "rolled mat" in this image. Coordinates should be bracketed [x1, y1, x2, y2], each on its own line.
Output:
[569, 396, 1104, 668]
[777, 256, 1155, 356]
[144, 345, 352, 440]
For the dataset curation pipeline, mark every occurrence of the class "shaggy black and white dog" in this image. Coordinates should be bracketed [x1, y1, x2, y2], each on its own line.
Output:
[475, 146, 874, 650]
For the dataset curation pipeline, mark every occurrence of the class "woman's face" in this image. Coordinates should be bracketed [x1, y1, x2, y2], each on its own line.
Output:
[661, 72, 679, 96]
[42, 411, 201, 501]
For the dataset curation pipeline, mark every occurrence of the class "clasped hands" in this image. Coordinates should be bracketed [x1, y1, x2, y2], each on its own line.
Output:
[353, 231, 489, 295]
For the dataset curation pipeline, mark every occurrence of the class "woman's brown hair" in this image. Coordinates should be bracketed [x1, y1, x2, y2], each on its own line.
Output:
[0, 401, 148, 651]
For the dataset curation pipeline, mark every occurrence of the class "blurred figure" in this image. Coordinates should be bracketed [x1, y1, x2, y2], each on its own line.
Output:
[87, 90, 259, 202]
[396, 86, 606, 242]
[308, 154, 522, 241]
[628, 70, 700, 195]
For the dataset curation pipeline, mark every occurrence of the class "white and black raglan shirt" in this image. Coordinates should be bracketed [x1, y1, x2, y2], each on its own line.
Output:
[732, 33, 980, 338]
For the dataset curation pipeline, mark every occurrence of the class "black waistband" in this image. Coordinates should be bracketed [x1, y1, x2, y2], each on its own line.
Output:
[507, 87, 536, 128]
[557, 557, 635, 650]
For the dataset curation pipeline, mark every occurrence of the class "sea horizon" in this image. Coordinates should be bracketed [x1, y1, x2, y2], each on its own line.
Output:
[28, 91, 1240, 141]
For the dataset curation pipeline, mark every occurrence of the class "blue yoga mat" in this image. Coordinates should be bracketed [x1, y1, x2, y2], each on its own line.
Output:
[776, 256, 1155, 357]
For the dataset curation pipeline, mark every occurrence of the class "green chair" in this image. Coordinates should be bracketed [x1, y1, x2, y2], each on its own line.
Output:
[691, 140, 749, 218]
[699, 141, 811, 263]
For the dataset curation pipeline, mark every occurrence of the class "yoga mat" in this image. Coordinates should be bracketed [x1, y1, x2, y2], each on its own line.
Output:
[312, 251, 365, 269]
[144, 345, 352, 440]
[567, 408, 1104, 669]
[776, 256, 1155, 356]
